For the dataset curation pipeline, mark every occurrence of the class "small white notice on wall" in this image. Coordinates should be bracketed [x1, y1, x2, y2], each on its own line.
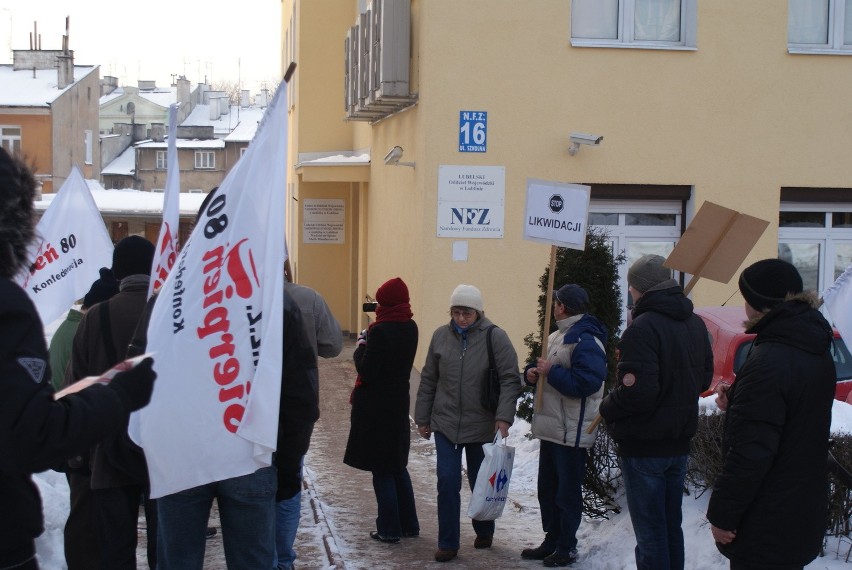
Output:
[452, 240, 469, 261]
[304, 199, 345, 244]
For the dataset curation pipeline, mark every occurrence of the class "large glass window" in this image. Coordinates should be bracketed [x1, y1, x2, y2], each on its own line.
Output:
[788, 0, 852, 53]
[778, 206, 852, 294]
[572, 0, 696, 49]
[589, 201, 683, 330]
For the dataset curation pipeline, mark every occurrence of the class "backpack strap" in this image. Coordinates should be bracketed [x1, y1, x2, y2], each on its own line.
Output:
[486, 325, 497, 370]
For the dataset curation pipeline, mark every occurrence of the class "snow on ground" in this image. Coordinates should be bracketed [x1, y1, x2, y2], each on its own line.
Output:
[31, 315, 852, 568]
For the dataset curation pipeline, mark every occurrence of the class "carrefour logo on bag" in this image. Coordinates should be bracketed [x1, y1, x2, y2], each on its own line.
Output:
[489, 469, 509, 493]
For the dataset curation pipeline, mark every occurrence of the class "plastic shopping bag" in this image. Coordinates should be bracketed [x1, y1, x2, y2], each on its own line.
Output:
[467, 432, 515, 521]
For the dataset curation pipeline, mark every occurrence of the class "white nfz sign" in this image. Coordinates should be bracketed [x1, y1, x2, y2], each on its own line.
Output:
[523, 179, 590, 250]
[437, 166, 505, 238]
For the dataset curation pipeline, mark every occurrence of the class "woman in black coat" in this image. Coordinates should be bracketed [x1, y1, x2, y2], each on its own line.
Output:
[344, 277, 420, 543]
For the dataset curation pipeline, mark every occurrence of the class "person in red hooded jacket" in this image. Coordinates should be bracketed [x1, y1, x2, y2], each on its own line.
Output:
[344, 277, 420, 543]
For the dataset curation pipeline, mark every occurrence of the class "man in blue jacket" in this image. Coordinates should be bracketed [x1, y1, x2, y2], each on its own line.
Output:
[523, 284, 608, 567]
[600, 254, 712, 570]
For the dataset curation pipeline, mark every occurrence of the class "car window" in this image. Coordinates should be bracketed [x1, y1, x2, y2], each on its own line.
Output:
[831, 338, 852, 382]
[732, 340, 754, 376]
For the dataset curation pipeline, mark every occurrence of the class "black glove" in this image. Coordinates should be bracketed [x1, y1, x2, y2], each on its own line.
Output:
[108, 357, 157, 412]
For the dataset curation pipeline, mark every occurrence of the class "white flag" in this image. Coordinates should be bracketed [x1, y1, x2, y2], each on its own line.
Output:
[18, 166, 113, 325]
[148, 104, 182, 299]
[130, 86, 288, 498]
[823, 263, 852, 346]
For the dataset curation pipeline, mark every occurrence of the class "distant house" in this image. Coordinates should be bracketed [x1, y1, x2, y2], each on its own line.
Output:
[103, 91, 266, 194]
[98, 76, 193, 136]
[0, 48, 100, 193]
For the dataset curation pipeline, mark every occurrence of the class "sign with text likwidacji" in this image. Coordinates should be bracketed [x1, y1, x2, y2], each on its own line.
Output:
[523, 179, 590, 250]
[437, 165, 504, 238]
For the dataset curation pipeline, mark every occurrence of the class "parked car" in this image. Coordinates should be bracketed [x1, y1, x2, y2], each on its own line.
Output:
[695, 306, 852, 402]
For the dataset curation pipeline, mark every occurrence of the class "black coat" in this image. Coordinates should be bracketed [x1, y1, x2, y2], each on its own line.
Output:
[344, 320, 418, 472]
[600, 283, 712, 457]
[275, 292, 320, 502]
[707, 299, 835, 567]
[0, 278, 128, 568]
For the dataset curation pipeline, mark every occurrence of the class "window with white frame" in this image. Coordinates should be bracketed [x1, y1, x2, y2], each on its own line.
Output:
[778, 204, 852, 294]
[0, 126, 22, 155]
[788, 0, 852, 53]
[156, 150, 167, 170]
[194, 151, 215, 169]
[590, 200, 684, 330]
[571, 0, 697, 49]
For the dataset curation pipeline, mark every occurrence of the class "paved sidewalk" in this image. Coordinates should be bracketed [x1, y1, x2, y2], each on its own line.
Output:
[300, 339, 547, 570]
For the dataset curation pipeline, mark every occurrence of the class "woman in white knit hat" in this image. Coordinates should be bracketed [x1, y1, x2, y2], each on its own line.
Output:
[414, 284, 522, 563]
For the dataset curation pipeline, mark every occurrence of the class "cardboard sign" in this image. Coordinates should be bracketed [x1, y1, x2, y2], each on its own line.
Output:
[665, 201, 770, 290]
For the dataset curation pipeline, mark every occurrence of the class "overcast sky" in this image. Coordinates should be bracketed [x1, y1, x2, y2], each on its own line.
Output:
[0, 0, 281, 92]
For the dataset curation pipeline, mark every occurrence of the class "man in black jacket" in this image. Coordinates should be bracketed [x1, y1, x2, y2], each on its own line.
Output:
[0, 148, 156, 570]
[600, 254, 712, 570]
[708, 259, 835, 570]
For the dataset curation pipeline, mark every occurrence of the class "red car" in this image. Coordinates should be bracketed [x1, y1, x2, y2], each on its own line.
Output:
[695, 306, 852, 402]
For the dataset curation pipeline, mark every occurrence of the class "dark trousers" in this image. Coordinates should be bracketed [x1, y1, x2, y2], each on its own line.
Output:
[65, 473, 101, 570]
[94, 485, 157, 569]
[731, 561, 803, 570]
[372, 468, 420, 537]
[538, 441, 587, 556]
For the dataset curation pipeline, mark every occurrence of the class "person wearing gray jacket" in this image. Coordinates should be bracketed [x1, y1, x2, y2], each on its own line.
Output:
[415, 284, 522, 563]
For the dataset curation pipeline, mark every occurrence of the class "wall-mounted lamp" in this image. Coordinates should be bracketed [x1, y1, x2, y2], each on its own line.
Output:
[384, 145, 416, 168]
[568, 132, 604, 156]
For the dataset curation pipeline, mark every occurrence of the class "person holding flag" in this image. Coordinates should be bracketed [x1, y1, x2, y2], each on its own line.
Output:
[0, 148, 157, 570]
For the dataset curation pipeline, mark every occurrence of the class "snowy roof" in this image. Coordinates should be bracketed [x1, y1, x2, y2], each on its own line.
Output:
[181, 103, 265, 137]
[101, 146, 136, 176]
[296, 151, 371, 167]
[224, 107, 266, 142]
[136, 138, 225, 149]
[0, 65, 98, 107]
[35, 180, 207, 216]
[99, 85, 177, 108]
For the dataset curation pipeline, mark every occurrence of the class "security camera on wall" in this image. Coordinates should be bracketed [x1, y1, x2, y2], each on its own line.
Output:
[568, 132, 604, 156]
[384, 145, 404, 165]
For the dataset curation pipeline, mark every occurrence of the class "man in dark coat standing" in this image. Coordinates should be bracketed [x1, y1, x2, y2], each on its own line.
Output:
[600, 254, 712, 570]
[708, 259, 835, 570]
[0, 148, 156, 570]
[66, 235, 157, 569]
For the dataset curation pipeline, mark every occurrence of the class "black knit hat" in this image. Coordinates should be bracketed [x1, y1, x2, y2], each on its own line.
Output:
[112, 236, 155, 279]
[82, 267, 120, 309]
[553, 284, 590, 313]
[738, 258, 803, 312]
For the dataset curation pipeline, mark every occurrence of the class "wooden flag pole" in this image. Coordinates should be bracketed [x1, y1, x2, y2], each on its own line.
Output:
[535, 245, 558, 412]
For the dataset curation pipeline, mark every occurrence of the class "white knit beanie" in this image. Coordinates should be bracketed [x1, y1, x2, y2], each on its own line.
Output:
[450, 284, 484, 312]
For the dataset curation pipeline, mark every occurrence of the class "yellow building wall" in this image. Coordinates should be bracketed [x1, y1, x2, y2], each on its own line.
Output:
[2, 113, 52, 192]
[286, 0, 852, 367]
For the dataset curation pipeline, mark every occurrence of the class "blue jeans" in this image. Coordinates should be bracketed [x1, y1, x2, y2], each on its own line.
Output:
[372, 468, 420, 538]
[538, 441, 586, 556]
[274, 492, 300, 570]
[434, 431, 494, 550]
[156, 466, 276, 570]
[620, 455, 688, 570]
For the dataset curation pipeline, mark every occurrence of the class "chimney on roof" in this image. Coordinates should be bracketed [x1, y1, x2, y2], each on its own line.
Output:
[101, 75, 119, 96]
[240, 90, 250, 108]
[56, 17, 75, 89]
[176, 76, 191, 107]
[138, 80, 156, 91]
[150, 123, 166, 143]
[256, 89, 269, 108]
